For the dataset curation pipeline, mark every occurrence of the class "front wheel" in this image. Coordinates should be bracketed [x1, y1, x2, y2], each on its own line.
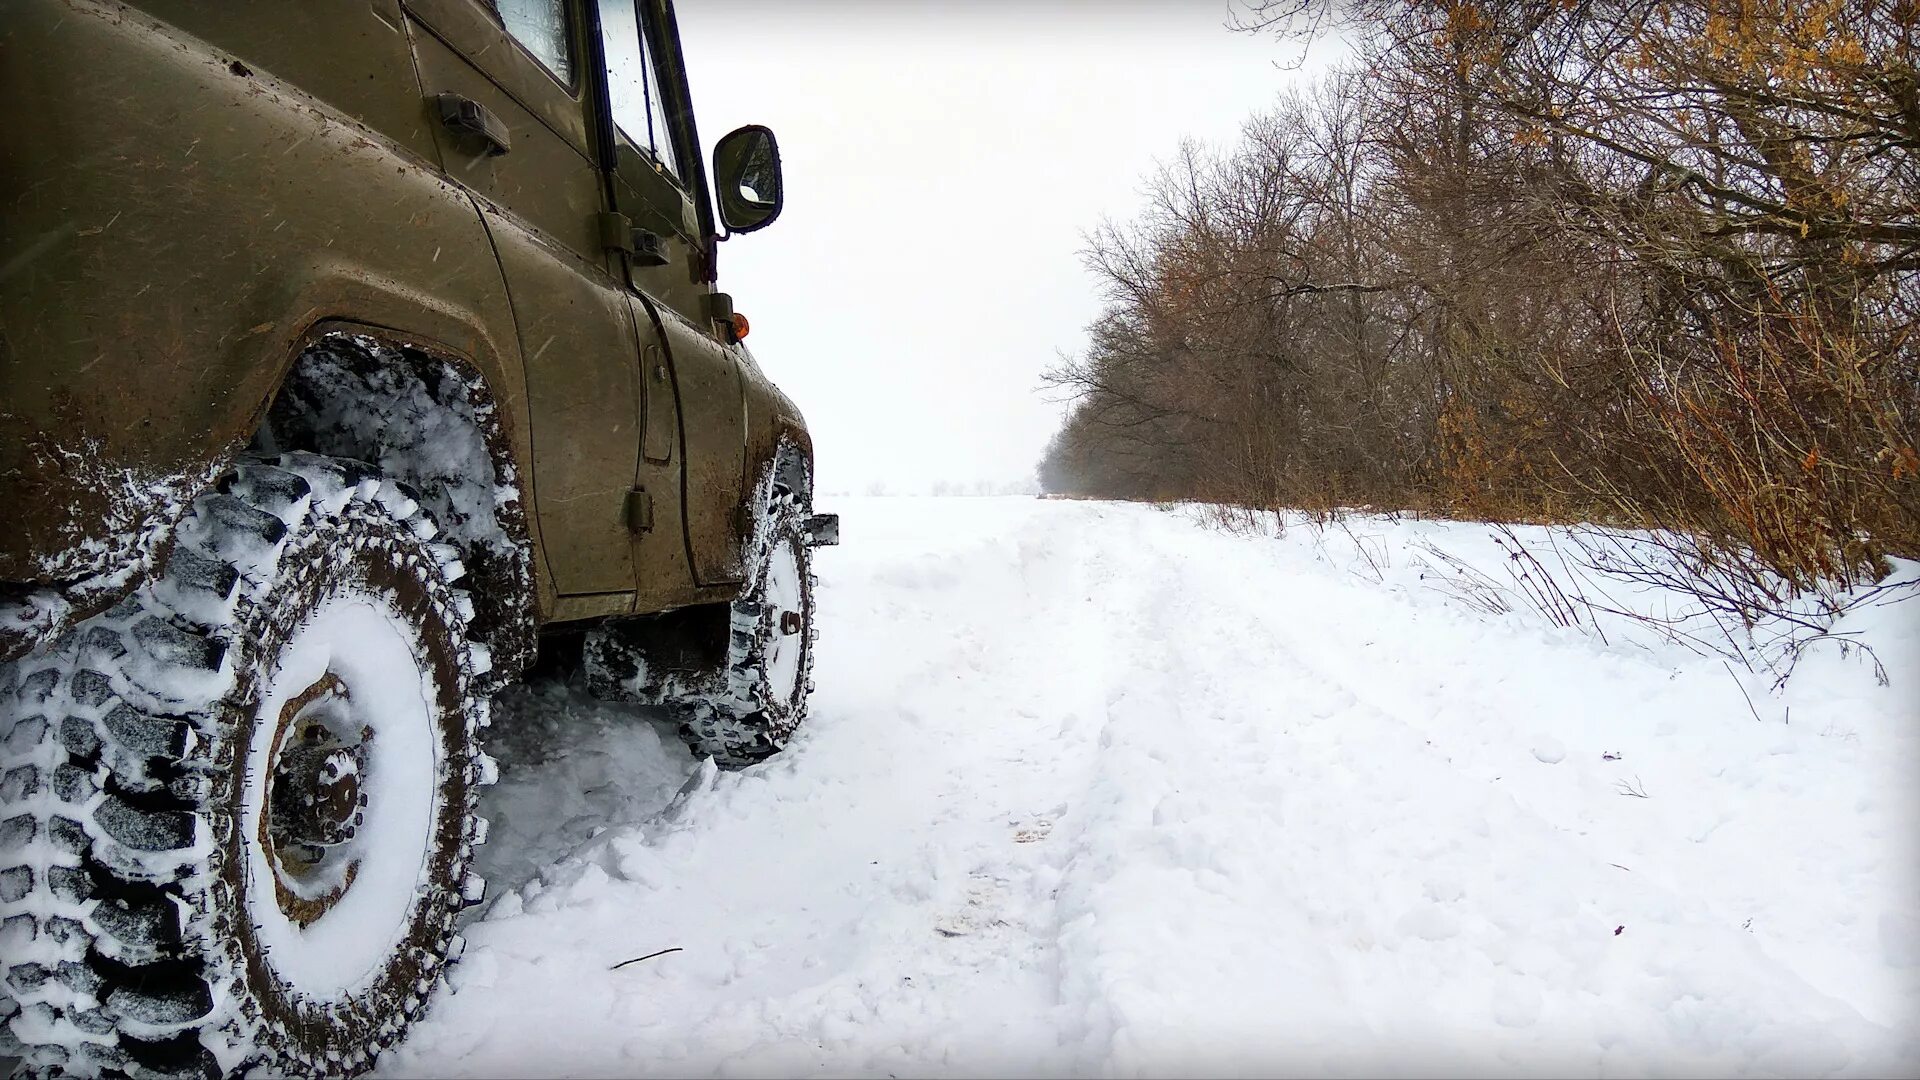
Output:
[0, 453, 491, 1076]
[679, 488, 817, 766]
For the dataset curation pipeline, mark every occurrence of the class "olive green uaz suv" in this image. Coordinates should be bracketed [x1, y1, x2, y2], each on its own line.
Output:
[0, 1, 836, 1073]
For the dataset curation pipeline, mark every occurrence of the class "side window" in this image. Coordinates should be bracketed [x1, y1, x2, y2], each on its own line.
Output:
[598, 0, 681, 178]
[495, 0, 573, 84]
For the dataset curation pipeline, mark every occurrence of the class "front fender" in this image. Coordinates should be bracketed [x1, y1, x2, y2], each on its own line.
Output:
[738, 344, 816, 504]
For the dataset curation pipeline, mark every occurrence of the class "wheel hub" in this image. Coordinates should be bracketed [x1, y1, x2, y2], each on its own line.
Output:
[259, 672, 371, 926]
[269, 738, 366, 850]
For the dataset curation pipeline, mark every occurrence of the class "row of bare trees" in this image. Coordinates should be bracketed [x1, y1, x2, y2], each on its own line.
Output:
[1040, 0, 1918, 590]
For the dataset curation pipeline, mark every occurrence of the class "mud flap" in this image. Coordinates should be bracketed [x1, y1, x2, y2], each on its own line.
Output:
[802, 513, 839, 548]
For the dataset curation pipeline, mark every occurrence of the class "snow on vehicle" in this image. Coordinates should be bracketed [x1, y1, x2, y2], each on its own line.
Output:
[0, 1, 835, 1073]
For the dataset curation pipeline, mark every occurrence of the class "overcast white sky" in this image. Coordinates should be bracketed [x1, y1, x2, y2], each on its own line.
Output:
[678, 3, 1339, 495]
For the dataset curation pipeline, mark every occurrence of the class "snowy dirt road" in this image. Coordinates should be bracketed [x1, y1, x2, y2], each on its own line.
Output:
[385, 497, 1919, 1078]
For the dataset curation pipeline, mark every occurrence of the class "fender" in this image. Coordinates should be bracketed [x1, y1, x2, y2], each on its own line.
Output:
[738, 344, 817, 505]
[268, 321, 544, 686]
[0, 1, 545, 660]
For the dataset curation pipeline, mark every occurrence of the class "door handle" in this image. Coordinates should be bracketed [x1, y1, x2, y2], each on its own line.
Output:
[435, 93, 511, 155]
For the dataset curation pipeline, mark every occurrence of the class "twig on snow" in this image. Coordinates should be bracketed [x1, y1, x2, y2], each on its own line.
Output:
[1723, 660, 1765, 723]
[1615, 775, 1651, 798]
[611, 947, 684, 971]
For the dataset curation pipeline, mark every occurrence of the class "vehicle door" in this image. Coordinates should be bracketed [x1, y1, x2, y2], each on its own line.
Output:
[404, 0, 644, 604]
[592, 0, 751, 587]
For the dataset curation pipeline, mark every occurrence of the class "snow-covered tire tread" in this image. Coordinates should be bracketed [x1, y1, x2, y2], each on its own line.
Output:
[676, 485, 818, 767]
[0, 452, 494, 1077]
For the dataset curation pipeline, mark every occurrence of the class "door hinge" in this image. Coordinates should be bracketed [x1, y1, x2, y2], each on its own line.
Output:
[597, 212, 670, 267]
[626, 488, 654, 534]
[632, 229, 669, 267]
[598, 212, 635, 254]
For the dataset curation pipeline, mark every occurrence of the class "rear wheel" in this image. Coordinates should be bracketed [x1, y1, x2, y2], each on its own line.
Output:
[0, 453, 491, 1076]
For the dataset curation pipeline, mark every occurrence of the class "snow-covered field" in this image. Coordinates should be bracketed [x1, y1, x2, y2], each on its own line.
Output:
[384, 496, 1920, 1078]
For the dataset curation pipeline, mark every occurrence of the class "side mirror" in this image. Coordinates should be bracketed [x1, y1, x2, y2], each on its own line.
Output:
[712, 124, 783, 234]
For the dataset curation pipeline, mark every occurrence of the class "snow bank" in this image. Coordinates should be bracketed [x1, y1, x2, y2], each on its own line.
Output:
[384, 497, 1919, 1078]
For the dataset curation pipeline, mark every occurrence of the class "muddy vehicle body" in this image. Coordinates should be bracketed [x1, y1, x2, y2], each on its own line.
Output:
[0, 0, 833, 1072]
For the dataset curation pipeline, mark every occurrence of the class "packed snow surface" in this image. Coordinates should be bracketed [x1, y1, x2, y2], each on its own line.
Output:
[385, 497, 1920, 1078]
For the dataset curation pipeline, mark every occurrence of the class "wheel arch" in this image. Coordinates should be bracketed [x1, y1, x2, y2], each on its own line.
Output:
[257, 321, 541, 689]
[1, 308, 546, 685]
[769, 436, 813, 503]
[743, 375, 816, 513]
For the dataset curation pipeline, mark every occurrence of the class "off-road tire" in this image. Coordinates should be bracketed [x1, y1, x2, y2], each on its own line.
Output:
[677, 488, 817, 766]
[676, 487, 817, 766]
[586, 484, 818, 768]
[0, 452, 493, 1077]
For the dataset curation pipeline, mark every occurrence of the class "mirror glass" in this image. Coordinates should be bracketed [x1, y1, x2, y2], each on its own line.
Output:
[713, 125, 783, 233]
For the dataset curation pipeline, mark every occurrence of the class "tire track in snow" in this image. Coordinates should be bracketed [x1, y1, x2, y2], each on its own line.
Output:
[386, 500, 1143, 1076]
[1149, 512, 1918, 1064]
[384, 498, 1911, 1078]
[1045, 510, 1892, 1077]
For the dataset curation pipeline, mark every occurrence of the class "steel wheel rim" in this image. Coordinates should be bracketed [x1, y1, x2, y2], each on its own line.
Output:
[763, 537, 805, 707]
[239, 591, 443, 1001]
